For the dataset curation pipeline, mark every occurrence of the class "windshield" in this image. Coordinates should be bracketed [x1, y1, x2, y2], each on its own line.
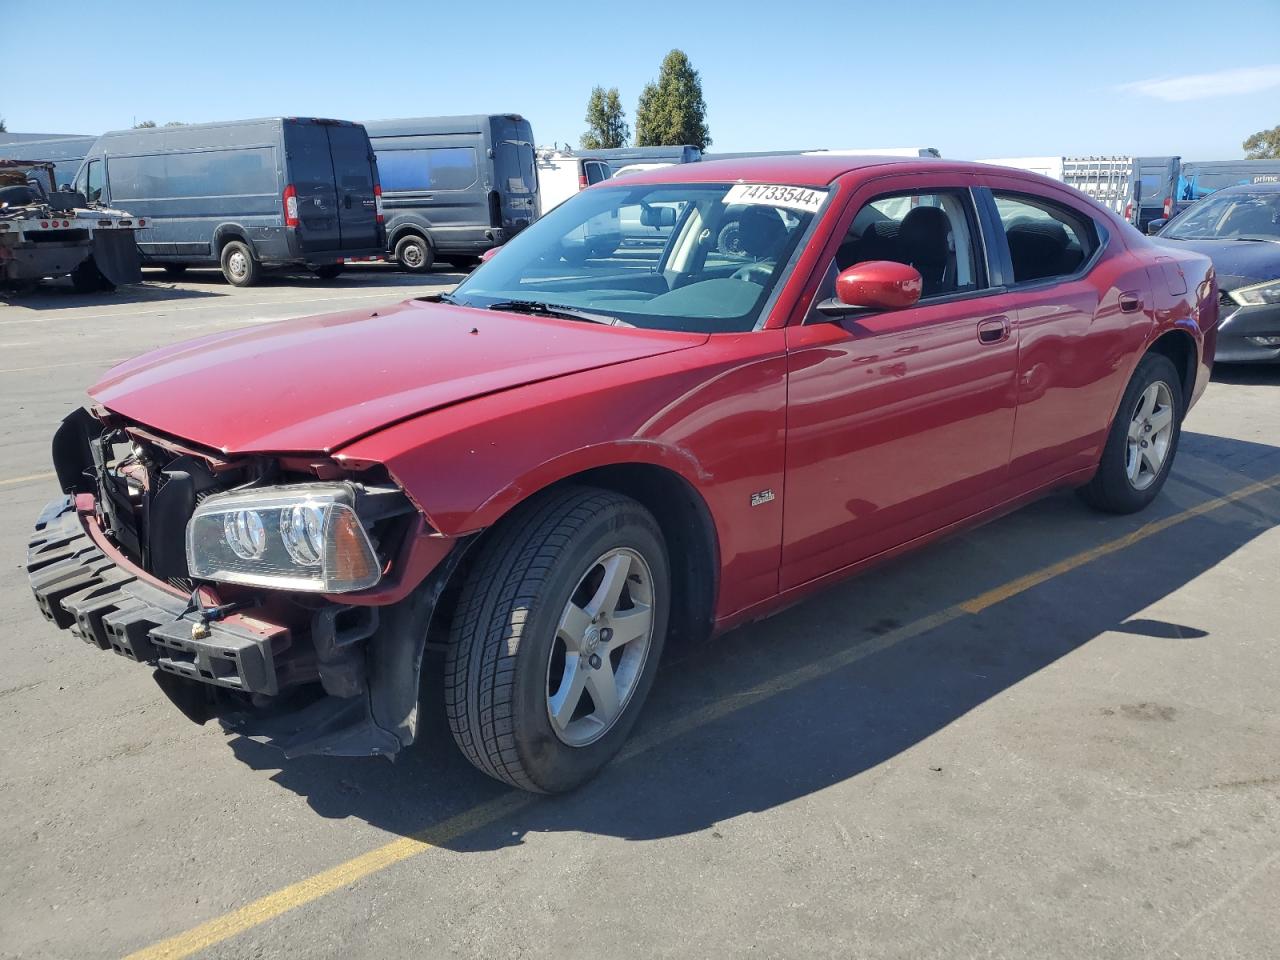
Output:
[449, 181, 827, 333]
[1163, 192, 1280, 242]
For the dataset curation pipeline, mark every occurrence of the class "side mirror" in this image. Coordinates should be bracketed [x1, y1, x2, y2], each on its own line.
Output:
[480, 246, 501, 262]
[816, 261, 923, 317]
[1146, 218, 1168, 236]
[640, 205, 676, 228]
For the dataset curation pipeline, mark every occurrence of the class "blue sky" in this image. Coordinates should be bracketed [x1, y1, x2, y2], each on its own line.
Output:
[8, 0, 1279, 161]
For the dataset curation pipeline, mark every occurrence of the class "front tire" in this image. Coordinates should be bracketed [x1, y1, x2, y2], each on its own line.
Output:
[394, 234, 434, 273]
[1079, 352, 1183, 513]
[220, 240, 260, 287]
[445, 487, 670, 793]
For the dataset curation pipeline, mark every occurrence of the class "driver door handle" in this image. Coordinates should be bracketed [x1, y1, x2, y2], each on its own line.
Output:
[977, 316, 1010, 345]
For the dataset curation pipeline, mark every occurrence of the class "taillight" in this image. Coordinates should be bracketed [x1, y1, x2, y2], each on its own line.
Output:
[578, 172, 589, 189]
[1163, 196, 1173, 219]
[283, 184, 300, 228]
[1123, 202, 1133, 223]
[374, 184, 384, 224]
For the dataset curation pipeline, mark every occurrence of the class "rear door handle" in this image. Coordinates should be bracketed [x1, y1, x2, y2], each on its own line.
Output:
[1119, 292, 1144, 313]
[977, 316, 1010, 344]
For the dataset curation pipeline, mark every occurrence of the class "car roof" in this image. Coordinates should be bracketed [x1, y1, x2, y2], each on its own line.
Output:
[607, 154, 1043, 188]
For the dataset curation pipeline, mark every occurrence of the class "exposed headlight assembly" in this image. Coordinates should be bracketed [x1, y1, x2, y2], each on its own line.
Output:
[186, 484, 382, 593]
[1229, 279, 1280, 306]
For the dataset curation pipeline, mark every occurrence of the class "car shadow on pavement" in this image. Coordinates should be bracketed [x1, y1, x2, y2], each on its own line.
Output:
[1211, 363, 1279, 385]
[137, 264, 466, 291]
[228, 429, 1280, 851]
[1, 281, 226, 311]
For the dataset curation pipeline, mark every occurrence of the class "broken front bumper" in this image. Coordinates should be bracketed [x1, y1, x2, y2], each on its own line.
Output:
[27, 495, 454, 760]
[28, 496, 281, 694]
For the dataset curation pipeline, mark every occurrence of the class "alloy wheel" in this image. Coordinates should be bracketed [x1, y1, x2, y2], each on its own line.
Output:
[1126, 380, 1174, 490]
[546, 547, 656, 747]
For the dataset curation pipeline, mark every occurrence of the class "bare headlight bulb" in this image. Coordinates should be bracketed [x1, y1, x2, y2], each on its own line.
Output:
[223, 509, 266, 560]
[281, 503, 325, 566]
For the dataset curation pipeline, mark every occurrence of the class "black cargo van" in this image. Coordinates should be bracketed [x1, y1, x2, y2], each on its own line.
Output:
[362, 114, 536, 272]
[74, 118, 384, 286]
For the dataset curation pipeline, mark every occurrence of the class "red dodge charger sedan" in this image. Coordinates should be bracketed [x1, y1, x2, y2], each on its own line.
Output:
[28, 157, 1217, 792]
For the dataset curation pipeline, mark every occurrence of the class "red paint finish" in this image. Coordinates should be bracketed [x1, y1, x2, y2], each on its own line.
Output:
[836, 260, 923, 309]
[86, 157, 1216, 629]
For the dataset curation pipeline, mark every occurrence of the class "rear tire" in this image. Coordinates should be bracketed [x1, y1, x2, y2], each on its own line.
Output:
[445, 487, 670, 793]
[1079, 352, 1183, 514]
[394, 234, 434, 273]
[313, 265, 343, 280]
[71, 259, 114, 293]
[219, 240, 260, 287]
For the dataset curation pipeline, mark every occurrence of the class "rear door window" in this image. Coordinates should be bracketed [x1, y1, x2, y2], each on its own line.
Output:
[991, 193, 1098, 284]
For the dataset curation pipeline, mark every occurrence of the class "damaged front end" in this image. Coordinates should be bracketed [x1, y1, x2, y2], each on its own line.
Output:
[28, 407, 469, 759]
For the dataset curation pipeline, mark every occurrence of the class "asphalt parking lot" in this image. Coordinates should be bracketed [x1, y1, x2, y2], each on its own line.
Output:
[1, 269, 1278, 960]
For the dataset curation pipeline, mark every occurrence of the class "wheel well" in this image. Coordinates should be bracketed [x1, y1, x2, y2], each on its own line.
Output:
[426, 464, 719, 655]
[392, 228, 429, 248]
[216, 230, 250, 255]
[1147, 330, 1196, 405]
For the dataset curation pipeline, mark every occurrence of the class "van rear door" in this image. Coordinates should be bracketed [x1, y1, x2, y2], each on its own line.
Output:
[325, 123, 381, 251]
[283, 121, 342, 254]
[491, 116, 537, 237]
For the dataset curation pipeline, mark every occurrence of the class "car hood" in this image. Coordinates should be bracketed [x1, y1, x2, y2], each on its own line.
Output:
[91, 299, 707, 454]
[1155, 237, 1280, 288]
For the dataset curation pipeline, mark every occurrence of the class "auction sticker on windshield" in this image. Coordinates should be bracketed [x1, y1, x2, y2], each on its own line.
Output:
[725, 184, 827, 213]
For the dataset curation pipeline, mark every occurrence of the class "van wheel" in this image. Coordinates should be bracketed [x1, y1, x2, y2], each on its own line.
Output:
[220, 240, 260, 287]
[313, 265, 343, 280]
[162, 264, 188, 277]
[1078, 352, 1183, 514]
[394, 234, 434, 273]
[71, 259, 115, 293]
[445, 487, 670, 793]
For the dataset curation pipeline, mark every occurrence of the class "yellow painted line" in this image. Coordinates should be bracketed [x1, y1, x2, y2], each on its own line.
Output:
[126, 791, 532, 960]
[960, 474, 1280, 613]
[125, 473, 1280, 960]
[0, 470, 57, 488]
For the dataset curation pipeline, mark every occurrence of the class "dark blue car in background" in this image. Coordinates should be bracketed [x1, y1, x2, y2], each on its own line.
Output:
[1156, 182, 1280, 363]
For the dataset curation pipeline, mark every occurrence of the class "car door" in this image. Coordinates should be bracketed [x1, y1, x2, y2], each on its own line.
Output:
[781, 174, 1021, 590]
[978, 180, 1146, 489]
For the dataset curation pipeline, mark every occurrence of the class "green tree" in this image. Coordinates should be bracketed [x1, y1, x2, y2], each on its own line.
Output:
[163, 121, 188, 127]
[581, 86, 629, 150]
[634, 49, 711, 150]
[0, 118, 7, 133]
[134, 120, 157, 129]
[1243, 124, 1280, 159]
